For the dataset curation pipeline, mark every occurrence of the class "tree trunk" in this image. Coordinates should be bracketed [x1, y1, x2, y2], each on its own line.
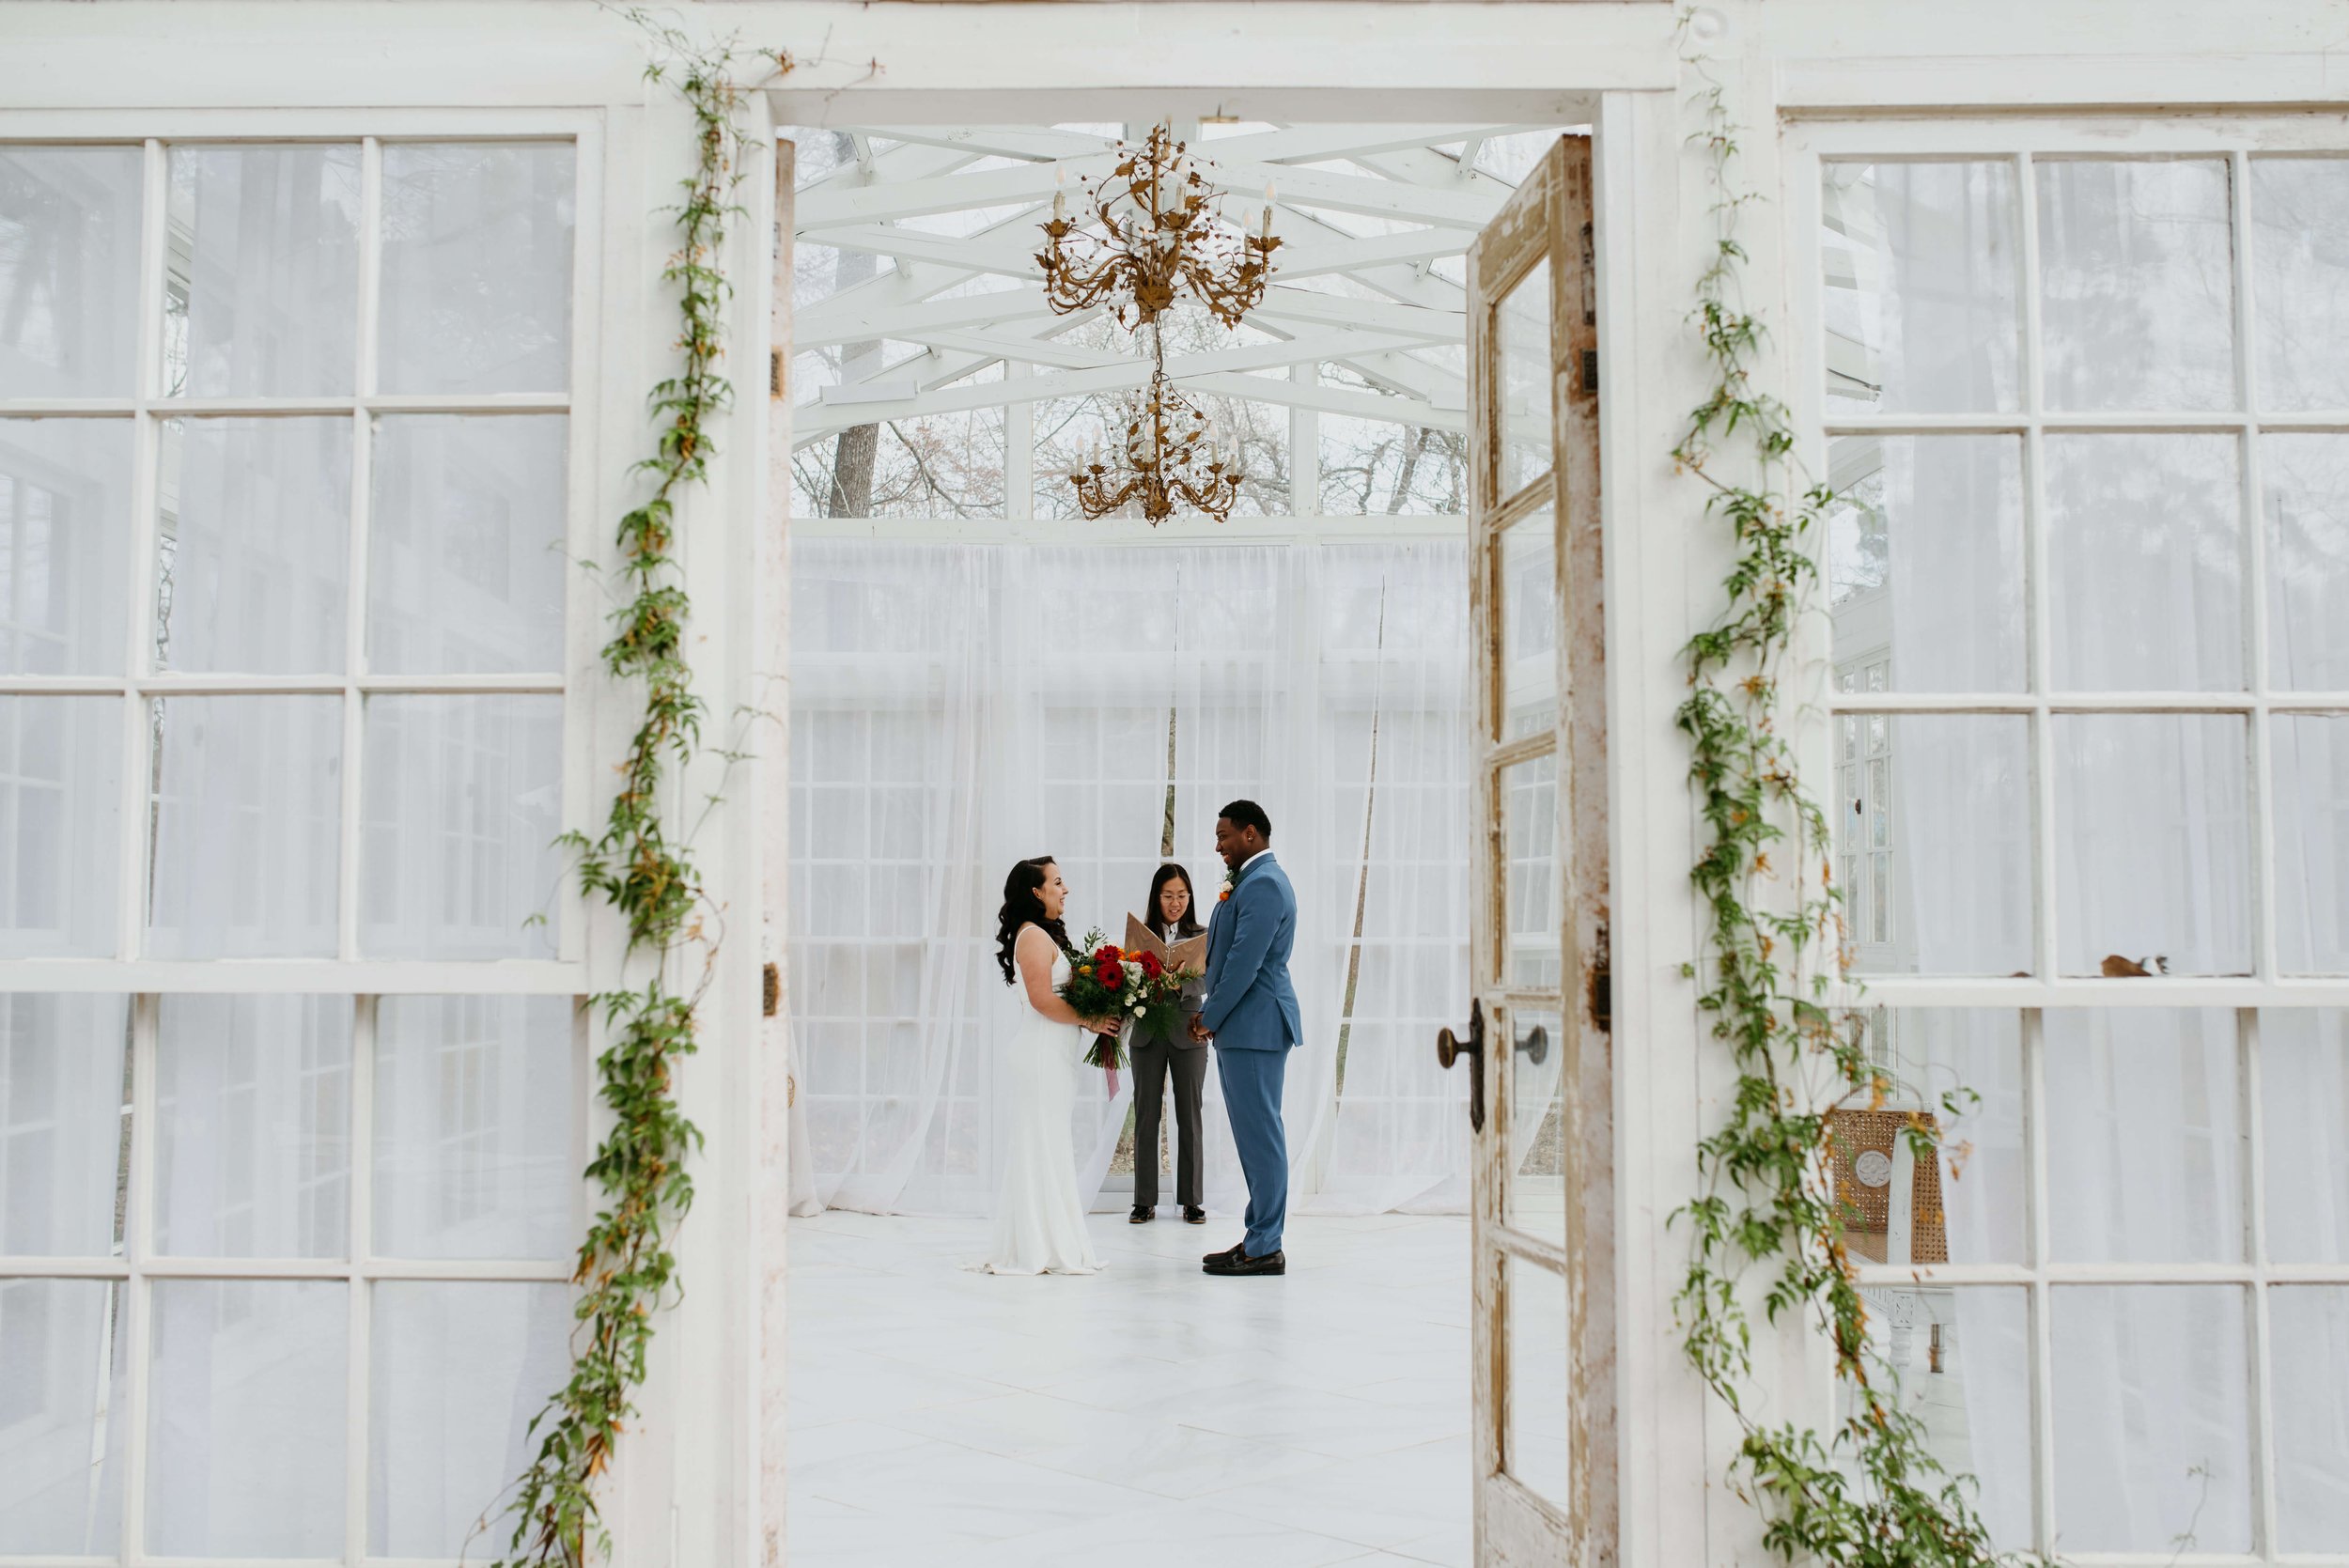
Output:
[825, 132, 881, 517]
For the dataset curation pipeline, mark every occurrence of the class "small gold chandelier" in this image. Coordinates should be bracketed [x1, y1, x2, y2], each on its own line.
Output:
[1036, 123, 1280, 332]
[1069, 365, 1242, 525]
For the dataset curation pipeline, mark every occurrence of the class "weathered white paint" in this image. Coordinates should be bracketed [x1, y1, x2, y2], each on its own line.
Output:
[8, 3, 2349, 1564]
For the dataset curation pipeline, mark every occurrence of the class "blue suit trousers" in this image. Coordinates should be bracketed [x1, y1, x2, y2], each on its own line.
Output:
[1215, 1046, 1288, 1257]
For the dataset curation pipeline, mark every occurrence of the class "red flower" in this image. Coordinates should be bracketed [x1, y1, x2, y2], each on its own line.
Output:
[1135, 950, 1163, 981]
[1097, 960, 1125, 988]
[1093, 943, 1123, 967]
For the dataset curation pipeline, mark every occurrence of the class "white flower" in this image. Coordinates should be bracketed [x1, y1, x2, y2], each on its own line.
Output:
[1131, 1005, 1144, 1016]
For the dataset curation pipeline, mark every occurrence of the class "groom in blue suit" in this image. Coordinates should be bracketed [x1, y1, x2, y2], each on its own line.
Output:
[1192, 799, 1299, 1277]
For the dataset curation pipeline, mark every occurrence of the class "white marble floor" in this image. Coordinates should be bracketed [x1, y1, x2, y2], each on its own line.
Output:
[789, 1211, 1473, 1567]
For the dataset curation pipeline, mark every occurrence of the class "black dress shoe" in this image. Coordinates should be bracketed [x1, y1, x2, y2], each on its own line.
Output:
[1182, 1205, 1206, 1224]
[1204, 1249, 1285, 1277]
[1203, 1240, 1246, 1265]
[1129, 1204, 1154, 1224]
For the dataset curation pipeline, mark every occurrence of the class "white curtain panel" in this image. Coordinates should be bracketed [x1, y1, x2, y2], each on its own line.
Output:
[1832, 156, 2349, 1554]
[786, 539, 1472, 1219]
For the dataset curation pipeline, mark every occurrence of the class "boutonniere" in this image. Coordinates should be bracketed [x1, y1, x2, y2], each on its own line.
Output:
[1220, 865, 1238, 903]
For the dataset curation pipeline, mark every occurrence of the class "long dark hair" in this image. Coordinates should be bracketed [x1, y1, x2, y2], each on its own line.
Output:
[1147, 862, 1205, 939]
[995, 856, 1068, 985]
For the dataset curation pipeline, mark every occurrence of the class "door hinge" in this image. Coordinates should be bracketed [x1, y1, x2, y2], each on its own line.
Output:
[762, 961, 781, 1017]
[770, 348, 785, 399]
[1588, 966, 1611, 1032]
[1582, 348, 1599, 396]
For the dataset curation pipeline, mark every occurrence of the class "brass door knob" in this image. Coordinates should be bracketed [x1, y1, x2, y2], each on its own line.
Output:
[1436, 999, 1486, 1133]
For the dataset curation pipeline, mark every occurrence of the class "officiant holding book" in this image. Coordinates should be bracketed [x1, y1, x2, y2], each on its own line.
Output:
[1128, 863, 1209, 1224]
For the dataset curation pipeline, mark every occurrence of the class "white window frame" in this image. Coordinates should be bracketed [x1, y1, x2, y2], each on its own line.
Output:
[0, 104, 607, 1568]
[1788, 112, 2349, 1567]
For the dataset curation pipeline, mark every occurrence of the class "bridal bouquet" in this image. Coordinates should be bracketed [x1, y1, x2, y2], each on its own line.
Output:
[1057, 930, 1199, 1074]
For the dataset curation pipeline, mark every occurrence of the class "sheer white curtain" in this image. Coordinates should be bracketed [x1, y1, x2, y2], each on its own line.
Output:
[786, 537, 1471, 1219]
[1829, 155, 2349, 1555]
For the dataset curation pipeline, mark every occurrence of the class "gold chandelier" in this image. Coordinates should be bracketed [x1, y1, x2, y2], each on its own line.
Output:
[1036, 123, 1280, 333]
[1069, 365, 1242, 525]
[1037, 123, 1278, 524]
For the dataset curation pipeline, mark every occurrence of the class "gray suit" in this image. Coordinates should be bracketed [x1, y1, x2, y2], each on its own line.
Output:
[1130, 924, 1207, 1209]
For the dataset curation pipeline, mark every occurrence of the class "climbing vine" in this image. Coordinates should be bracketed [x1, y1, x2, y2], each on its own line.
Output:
[491, 16, 784, 1567]
[1668, 36, 2047, 1568]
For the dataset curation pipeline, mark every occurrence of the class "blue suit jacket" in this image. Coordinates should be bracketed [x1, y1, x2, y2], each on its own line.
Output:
[1202, 853, 1301, 1051]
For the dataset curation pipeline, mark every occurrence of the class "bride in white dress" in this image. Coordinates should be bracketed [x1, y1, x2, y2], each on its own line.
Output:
[976, 856, 1122, 1275]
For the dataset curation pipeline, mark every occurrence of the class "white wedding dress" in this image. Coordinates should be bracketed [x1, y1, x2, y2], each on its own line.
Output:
[973, 942, 1104, 1276]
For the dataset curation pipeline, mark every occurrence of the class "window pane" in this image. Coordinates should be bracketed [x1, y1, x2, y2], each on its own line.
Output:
[379, 143, 576, 396]
[2276, 715, 2349, 974]
[359, 693, 562, 959]
[1508, 1004, 1566, 1250]
[0, 1278, 123, 1556]
[1828, 434, 2024, 691]
[0, 147, 143, 399]
[2260, 1009, 2349, 1265]
[1841, 1286, 2030, 1552]
[2038, 159, 2236, 412]
[2264, 432, 2349, 690]
[1497, 257, 1549, 500]
[1317, 415, 1468, 515]
[2271, 1286, 2349, 1552]
[1820, 161, 2021, 414]
[2251, 157, 2349, 412]
[0, 993, 130, 1257]
[148, 695, 340, 958]
[146, 1279, 345, 1558]
[2046, 1009, 2242, 1264]
[1839, 716, 2030, 976]
[1501, 1253, 1570, 1514]
[374, 995, 574, 1260]
[367, 413, 567, 675]
[0, 696, 121, 957]
[831, 397, 1011, 520]
[2046, 432, 2242, 691]
[0, 419, 132, 675]
[157, 416, 351, 675]
[163, 145, 359, 398]
[2051, 1285, 2250, 1553]
[154, 994, 350, 1259]
[1498, 503, 1555, 739]
[368, 1281, 571, 1557]
[2055, 713, 2250, 975]
[1881, 1010, 2027, 1265]
[1500, 751, 1558, 988]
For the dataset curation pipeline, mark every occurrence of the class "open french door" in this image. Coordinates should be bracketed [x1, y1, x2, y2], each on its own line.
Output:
[1444, 133, 1610, 1566]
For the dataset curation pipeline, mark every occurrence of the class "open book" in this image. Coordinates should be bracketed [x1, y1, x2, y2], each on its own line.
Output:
[1124, 912, 1207, 975]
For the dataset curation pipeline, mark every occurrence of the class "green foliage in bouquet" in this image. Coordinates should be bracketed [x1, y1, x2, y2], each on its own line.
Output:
[1056, 930, 1198, 1063]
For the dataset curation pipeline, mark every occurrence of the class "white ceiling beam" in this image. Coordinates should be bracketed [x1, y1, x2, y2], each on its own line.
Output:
[1250, 287, 1464, 344]
[796, 153, 1123, 227]
[906, 324, 1426, 378]
[795, 286, 1061, 349]
[794, 351, 1461, 447]
[796, 279, 1461, 351]
[817, 221, 1465, 284]
[800, 154, 1503, 231]
[1179, 373, 1461, 432]
[1346, 144, 1517, 201]
[1197, 123, 1541, 164]
[848, 125, 1120, 162]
